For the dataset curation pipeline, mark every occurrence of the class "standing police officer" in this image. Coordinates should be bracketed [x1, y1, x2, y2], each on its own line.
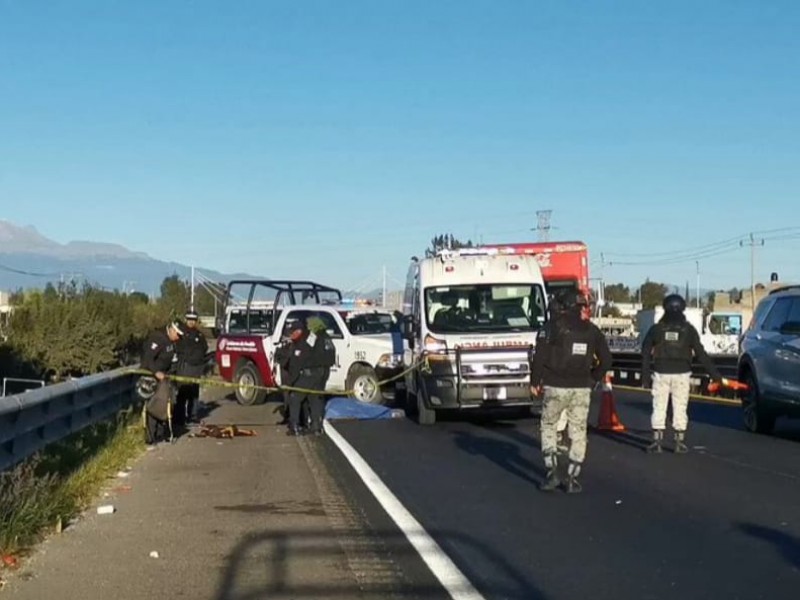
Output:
[282, 320, 317, 436]
[531, 291, 612, 493]
[175, 309, 208, 428]
[641, 294, 723, 454]
[305, 316, 336, 435]
[141, 322, 183, 444]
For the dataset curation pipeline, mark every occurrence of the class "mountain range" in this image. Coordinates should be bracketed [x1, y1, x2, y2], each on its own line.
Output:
[0, 220, 394, 300]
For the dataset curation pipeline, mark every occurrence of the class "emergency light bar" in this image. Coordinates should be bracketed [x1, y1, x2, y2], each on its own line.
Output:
[437, 247, 517, 261]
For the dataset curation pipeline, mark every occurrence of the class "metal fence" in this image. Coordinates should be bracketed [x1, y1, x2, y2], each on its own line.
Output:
[0, 367, 137, 472]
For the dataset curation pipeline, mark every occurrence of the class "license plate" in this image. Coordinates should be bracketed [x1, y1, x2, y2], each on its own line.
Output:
[483, 387, 507, 401]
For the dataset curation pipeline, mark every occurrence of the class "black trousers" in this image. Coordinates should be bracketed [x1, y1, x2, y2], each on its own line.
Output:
[145, 413, 171, 444]
[175, 383, 200, 427]
[287, 373, 326, 430]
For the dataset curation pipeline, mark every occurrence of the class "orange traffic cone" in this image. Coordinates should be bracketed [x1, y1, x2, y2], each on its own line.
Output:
[597, 375, 626, 432]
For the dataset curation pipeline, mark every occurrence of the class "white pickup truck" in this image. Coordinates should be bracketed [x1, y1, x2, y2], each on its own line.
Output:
[215, 280, 404, 405]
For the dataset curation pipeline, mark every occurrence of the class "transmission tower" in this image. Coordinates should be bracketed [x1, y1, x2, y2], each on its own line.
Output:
[535, 210, 552, 242]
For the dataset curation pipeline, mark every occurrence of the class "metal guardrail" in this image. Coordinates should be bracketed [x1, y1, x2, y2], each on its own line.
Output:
[0, 366, 137, 472]
[2, 377, 45, 397]
[0, 351, 739, 472]
[609, 352, 739, 390]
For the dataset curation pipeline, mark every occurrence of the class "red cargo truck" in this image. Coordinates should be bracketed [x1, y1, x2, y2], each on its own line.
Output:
[480, 241, 590, 296]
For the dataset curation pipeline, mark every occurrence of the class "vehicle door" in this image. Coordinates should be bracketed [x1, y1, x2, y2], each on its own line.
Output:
[279, 308, 347, 391]
[752, 297, 792, 399]
[771, 297, 800, 403]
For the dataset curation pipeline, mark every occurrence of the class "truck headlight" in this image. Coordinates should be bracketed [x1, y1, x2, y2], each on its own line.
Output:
[378, 353, 403, 368]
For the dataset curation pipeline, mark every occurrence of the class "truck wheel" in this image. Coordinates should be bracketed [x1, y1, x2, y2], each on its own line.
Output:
[347, 365, 381, 404]
[234, 362, 267, 406]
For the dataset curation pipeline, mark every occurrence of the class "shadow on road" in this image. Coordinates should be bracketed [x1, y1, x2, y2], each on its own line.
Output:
[451, 428, 543, 486]
[737, 523, 800, 570]
[214, 527, 549, 600]
[620, 396, 800, 441]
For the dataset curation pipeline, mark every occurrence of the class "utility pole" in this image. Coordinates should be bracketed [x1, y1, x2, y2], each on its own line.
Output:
[740, 234, 765, 311]
[382, 266, 387, 308]
[598, 252, 606, 317]
[534, 210, 552, 242]
[190, 265, 195, 311]
[696, 261, 700, 309]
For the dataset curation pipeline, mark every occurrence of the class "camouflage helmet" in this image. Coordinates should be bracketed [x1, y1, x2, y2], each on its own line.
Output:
[306, 316, 327, 334]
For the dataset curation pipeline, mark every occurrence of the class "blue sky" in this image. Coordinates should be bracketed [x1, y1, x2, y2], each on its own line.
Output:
[1, 0, 799, 293]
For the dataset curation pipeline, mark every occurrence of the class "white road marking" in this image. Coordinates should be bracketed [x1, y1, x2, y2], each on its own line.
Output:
[324, 420, 486, 600]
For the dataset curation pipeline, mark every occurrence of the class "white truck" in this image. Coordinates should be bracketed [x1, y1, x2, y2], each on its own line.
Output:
[637, 307, 745, 356]
[215, 280, 405, 405]
[401, 248, 548, 424]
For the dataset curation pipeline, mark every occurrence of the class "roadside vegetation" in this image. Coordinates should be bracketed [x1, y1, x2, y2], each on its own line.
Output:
[0, 274, 220, 561]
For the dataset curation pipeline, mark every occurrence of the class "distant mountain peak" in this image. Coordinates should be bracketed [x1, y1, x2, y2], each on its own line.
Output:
[0, 219, 149, 259]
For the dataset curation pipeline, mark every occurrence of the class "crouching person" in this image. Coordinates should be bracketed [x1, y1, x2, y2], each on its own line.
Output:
[140, 321, 183, 445]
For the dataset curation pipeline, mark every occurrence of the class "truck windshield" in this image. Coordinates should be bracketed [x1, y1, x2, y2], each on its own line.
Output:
[346, 313, 398, 335]
[424, 284, 547, 334]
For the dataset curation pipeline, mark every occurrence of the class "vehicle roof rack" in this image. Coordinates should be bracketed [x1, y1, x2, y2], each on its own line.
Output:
[225, 279, 341, 295]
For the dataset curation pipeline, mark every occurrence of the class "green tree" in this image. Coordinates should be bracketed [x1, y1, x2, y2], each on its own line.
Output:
[159, 274, 190, 318]
[604, 283, 631, 304]
[426, 233, 474, 257]
[640, 279, 669, 310]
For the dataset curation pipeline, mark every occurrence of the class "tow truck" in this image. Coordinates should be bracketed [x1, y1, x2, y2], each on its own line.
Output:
[215, 280, 404, 406]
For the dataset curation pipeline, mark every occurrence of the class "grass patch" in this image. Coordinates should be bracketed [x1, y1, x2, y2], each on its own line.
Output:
[0, 406, 145, 555]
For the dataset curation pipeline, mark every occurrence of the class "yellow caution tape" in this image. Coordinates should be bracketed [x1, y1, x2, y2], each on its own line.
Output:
[127, 360, 424, 398]
[614, 383, 743, 407]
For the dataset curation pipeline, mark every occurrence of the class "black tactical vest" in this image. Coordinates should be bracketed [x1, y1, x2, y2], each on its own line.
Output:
[654, 320, 692, 361]
[550, 319, 595, 374]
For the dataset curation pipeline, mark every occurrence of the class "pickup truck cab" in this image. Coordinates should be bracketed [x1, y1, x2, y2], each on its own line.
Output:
[215, 280, 404, 405]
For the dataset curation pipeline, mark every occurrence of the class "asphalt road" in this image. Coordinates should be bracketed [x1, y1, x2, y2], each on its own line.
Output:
[330, 390, 800, 600]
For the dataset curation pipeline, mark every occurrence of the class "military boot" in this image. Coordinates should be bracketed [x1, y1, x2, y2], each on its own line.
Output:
[539, 453, 560, 492]
[646, 430, 664, 454]
[673, 431, 689, 454]
[564, 461, 583, 494]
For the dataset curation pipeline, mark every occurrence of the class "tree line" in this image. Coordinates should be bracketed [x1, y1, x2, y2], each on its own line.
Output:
[0, 275, 221, 382]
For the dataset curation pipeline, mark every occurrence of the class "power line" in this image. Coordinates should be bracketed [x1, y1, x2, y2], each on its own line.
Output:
[606, 230, 800, 267]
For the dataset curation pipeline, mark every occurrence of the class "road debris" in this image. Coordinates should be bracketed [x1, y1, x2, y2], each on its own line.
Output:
[189, 424, 257, 439]
[97, 505, 115, 515]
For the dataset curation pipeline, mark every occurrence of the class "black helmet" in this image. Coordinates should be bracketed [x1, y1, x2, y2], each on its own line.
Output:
[554, 290, 587, 314]
[663, 294, 686, 314]
[136, 376, 158, 400]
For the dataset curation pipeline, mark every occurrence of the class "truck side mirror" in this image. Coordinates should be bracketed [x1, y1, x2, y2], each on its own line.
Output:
[401, 315, 416, 343]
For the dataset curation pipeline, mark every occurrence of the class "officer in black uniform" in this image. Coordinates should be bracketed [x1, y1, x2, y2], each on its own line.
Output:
[141, 322, 183, 444]
[282, 320, 317, 436]
[175, 309, 208, 428]
[531, 290, 612, 493]
[305, 316, 336, 435]
[641, 294, 723, 453]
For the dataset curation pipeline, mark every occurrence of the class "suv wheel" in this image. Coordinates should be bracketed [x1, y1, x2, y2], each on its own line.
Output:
[741, 369, 776, 434]
[235, 362, 267, 406]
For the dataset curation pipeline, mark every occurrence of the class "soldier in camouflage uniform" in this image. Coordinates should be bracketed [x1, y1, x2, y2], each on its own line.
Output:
[531, 291, 612, 493]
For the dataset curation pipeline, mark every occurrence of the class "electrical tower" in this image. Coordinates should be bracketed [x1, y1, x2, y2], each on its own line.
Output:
[535, 210, 552, 242]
